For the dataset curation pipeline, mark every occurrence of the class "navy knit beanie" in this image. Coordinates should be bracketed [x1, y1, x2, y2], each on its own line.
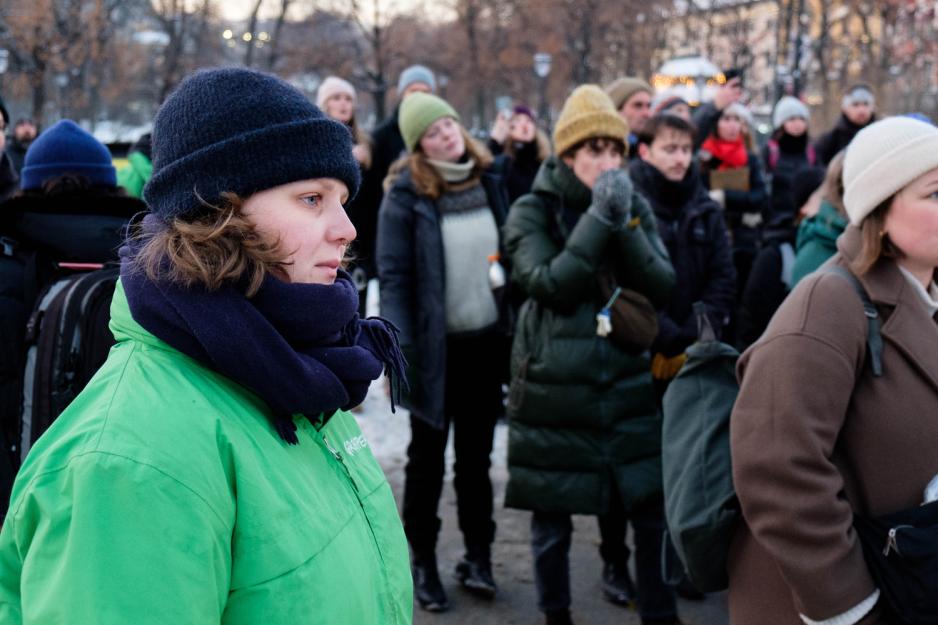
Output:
[144, 68, 360, 222]
[20, 120, 117, 190]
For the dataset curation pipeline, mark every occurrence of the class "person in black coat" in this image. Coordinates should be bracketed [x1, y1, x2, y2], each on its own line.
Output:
[365, 65, 436, 215]
[814, 84, 876, 166]
[632, 114, 736, 381]
[376, 93, 511, 613]
[0, 120, 143, 517]
[735, 166, 825, 350]
[0, 102, 18, 203]
[763, 97, 816, 215]
[5, 119, 38, 175]
[487, 104, 551, 203]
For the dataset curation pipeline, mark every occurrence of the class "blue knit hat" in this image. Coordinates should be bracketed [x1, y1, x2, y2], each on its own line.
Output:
[144, 68, 360, 222]
[20, 120, 117, 190]
[397, 65, 436, 95]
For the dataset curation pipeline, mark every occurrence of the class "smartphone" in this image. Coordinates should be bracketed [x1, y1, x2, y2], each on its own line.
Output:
[495, 96, 513, 118]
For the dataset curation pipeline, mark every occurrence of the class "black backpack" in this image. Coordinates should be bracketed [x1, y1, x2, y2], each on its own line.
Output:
[19, 266, 119, 461]
[661, 266, 884, 593]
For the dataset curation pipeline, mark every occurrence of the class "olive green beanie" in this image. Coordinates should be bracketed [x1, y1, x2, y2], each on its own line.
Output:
[398, 92, 460, 153]
[553, 85, 629, 156]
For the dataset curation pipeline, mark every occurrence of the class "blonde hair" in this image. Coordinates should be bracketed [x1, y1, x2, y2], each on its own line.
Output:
[821, 150, 847, 217]
[405, 127, 493, 200]
[850, 199, 903, 276]
[132, 193, 285, 297]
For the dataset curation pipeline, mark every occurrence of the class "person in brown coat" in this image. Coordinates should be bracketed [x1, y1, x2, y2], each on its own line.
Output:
[728, 115, 938, 625]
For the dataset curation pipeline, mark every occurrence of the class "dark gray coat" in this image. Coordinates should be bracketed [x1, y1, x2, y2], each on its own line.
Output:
[376, 165, 510, 429]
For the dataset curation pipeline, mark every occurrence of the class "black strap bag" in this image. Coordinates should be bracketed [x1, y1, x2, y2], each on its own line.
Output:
[595, 270, 658, 355]
[853, 501, 938, 625]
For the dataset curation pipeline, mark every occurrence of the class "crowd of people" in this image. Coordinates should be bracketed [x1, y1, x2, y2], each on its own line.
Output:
[0, 59, 936, 625]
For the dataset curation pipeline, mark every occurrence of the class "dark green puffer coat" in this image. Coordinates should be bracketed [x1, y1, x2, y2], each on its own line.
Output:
[503, 157, 675, 515]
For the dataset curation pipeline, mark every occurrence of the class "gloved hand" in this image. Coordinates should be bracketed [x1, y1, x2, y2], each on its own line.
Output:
[588, 169, 634, 226]
[651, 352, 687, 380]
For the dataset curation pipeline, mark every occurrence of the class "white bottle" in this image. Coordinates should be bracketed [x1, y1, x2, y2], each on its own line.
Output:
[488, 253, 506, 290]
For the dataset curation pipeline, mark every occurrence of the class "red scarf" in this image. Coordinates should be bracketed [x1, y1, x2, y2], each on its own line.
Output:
[701, 136, 748, 170]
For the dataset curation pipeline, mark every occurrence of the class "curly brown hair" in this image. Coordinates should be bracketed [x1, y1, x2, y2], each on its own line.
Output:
[131, 193, 287, 297]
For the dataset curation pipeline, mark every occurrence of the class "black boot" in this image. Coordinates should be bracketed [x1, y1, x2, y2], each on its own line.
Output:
[544, 608, 575, 625]
[454, 556, 497, 598]
[413, 555, 449, 612]
[601, 560, 636, 607]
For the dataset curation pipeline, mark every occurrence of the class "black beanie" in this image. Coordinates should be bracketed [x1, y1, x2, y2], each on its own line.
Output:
[144, 68, 360, 221]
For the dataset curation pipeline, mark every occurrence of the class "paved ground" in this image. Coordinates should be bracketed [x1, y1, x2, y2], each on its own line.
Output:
[355, 381, 730, 625]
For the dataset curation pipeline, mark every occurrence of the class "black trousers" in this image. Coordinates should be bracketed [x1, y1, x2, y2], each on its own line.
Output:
[535, 494, 677, 619]
[402, 332, 502, 561]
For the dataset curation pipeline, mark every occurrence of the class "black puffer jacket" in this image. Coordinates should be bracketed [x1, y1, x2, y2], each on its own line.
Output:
[630, 159, 736, 356]
[376, 163, 510, 430]
[502, 157, 675, 515]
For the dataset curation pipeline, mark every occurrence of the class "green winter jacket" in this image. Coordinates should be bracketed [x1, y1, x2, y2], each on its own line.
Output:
[116, 151, 152, 198]
[503, 157, 675, 515]
[791, 199, 848, 287]
[0, 282, 412, 625]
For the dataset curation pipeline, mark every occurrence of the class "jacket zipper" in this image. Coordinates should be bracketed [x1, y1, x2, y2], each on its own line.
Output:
[883, 524, 914, 557]
[316, 428, 399, 623]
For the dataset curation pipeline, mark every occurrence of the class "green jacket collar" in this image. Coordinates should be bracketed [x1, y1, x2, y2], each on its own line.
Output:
[531, 156, 592, 213]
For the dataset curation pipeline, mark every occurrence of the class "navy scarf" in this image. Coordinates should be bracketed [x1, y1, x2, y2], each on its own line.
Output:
[119, 227, 407, 444]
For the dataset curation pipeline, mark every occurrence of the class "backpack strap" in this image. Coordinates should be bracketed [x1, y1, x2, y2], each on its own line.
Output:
[823, 265, 884, 377]
[767, 140, 780, 170]
[779, 242, 795, 290]
[806, 142, 817, 166]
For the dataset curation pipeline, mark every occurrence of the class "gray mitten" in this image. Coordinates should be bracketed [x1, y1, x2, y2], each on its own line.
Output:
[588, 169, 634, 226]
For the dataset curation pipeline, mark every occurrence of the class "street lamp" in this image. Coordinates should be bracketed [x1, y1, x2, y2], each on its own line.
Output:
[533, 52, 552, 131]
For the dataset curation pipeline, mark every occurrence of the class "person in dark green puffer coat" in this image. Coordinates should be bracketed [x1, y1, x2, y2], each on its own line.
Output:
[503, 85, 679, 625]
[791, 150, 848, 286]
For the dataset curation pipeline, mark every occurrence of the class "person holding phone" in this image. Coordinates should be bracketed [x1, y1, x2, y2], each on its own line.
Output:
[488, 104, 551, 202]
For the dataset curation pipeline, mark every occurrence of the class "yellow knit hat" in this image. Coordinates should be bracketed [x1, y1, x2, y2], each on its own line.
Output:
[553, 85, 629, 156]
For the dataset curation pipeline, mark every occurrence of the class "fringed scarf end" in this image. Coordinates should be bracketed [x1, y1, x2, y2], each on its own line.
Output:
[274, 417, 300, 445]
[362, 317, 409, 412]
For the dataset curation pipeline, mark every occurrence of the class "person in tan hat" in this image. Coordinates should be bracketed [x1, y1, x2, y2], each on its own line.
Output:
[605, 76, 654, 151]
[503, 85, 681, 625]
[728, 116, 938, 625]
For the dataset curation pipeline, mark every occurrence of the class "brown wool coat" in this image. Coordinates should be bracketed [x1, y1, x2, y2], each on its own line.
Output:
[728, 226, 938, 625]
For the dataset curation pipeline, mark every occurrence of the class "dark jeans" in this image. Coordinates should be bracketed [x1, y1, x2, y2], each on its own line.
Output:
[402, 332, 501, 561]
[533, 495, 677, 620]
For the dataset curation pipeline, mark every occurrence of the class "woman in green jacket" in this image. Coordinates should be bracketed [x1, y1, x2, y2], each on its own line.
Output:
[0, 68, 412, 625]
[503, 85, 678, 625]
[791, 150, 849, 286]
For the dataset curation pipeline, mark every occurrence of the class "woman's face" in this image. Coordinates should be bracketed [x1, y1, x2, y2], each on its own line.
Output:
[884, 167, 938, 277]
[509, 114, 536, 143]
[667, 103, 692, 122]
[325, 93, 354, 124]
[563, 140, 623, 190]
[419, 117, 465, 162]
[783, 117, 807, 137]
[241, 178, 355, 285]
[717, 113, 743, 142]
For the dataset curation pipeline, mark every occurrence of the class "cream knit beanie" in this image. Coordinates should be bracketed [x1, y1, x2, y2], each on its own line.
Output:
[843, 116, 938, 225]
[553, 85, 628, 156]
[316, 76, 356, 109]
